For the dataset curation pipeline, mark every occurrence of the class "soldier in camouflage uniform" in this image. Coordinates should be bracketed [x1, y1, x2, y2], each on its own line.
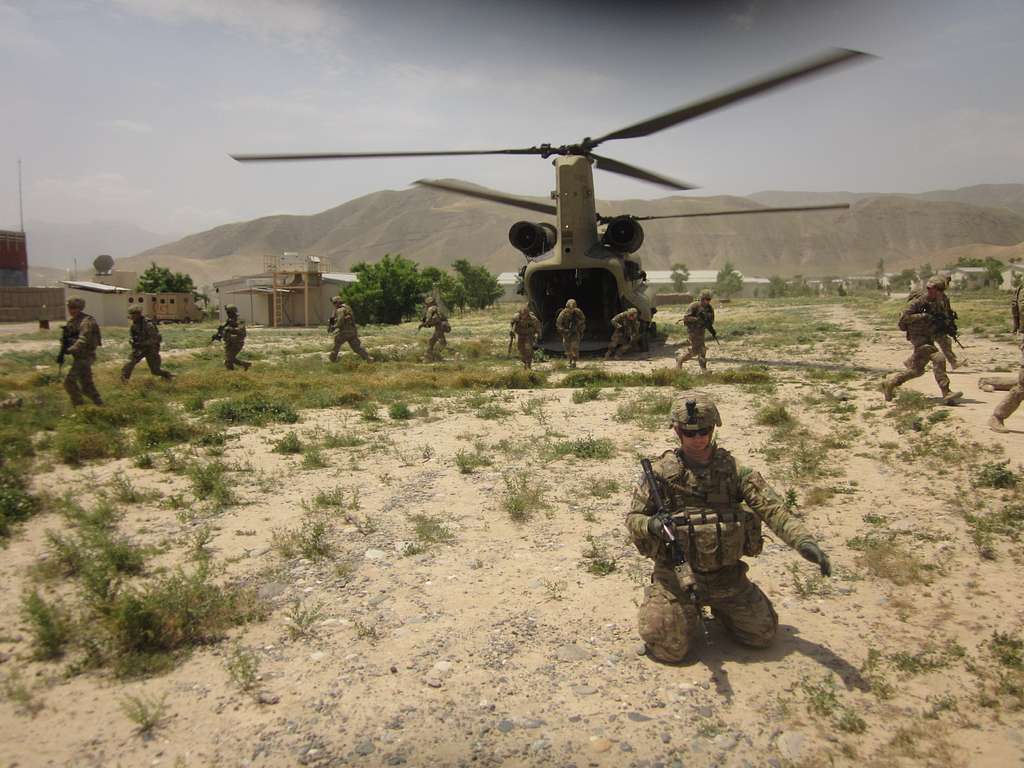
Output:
[328, 297, 372, 362]
[555, 299, 586, 369]
[62, 297, 104, 406]
[510, 305, 542, 369]
[882, 276, 963, 405]
[626, 391, 831, 662]
[989, 283, 1023, 432]
[907, 275, 964, 369]
[605, 307, 640, 360]
[675, 289, 715, 372]
[222, 305, 251, 371]
[121, 306, 174, 381]
[420, 297, 449, 361]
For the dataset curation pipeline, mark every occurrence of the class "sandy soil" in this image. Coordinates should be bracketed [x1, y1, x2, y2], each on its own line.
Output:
[1, 300, 1023, 767]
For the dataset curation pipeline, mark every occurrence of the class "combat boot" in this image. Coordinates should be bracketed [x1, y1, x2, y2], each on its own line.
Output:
[941, 389, 963, 405]
[989, 415, 1008, 433]
[882, 379, 895, 402]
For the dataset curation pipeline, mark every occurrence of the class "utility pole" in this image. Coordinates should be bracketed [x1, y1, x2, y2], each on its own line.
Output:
[17, 158, 24, 232]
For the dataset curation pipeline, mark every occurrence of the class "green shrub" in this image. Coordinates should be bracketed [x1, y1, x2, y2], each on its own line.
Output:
[54, 422, 125, 465]
[272, 431, 303, 454]
[975, 460, 1018, 489]
[388, 402, 413, 420]
[502, 471, 548, 522]
[208, 393, 298, 426]
[756, 403, 793, 427]
[0, 466, 40, 539]
[571, 386, 602, 404]
[272, 517, 334, 561]
[21, 590, 71, 660]
[547, 436, 616, 460]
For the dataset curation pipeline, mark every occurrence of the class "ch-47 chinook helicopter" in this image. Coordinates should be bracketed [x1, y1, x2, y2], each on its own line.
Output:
[232, 48, 873, 351]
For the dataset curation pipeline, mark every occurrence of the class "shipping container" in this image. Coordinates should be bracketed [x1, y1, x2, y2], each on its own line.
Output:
[0, 230, 28, 287]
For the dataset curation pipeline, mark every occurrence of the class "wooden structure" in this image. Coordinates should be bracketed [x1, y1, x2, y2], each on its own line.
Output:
[263, 252, 332, 328]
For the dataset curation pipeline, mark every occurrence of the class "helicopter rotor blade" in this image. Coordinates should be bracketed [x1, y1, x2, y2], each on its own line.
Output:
[592, 48, 873, 145]
[590, 153, 696, 190]
[230, 148, 544, 162]
[627, 203, 850, 221]
[413, 179, 557, 216]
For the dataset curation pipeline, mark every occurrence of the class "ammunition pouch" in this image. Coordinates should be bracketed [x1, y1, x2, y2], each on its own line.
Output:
[673, 509, 751, 572]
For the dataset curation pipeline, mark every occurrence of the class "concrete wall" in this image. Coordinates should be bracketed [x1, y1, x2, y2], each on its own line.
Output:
[0, 287, 65, 321]
[64, 288, 130, 327]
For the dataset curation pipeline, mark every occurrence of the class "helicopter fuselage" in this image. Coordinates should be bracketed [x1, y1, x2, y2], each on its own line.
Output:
[524, 155, 654, 350]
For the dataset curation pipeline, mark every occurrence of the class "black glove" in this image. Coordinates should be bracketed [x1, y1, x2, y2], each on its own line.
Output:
[646, 514, 672, 541]
[798, 542, 831, 577]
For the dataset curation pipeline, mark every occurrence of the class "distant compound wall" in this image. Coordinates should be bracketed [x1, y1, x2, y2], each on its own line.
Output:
[0, 287, 65, 322]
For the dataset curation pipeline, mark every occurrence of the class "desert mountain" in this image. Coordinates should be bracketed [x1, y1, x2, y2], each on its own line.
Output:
[120, 182, 1024, 285]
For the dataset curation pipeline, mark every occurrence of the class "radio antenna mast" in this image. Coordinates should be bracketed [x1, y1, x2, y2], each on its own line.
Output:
[18, 158, 24, 232]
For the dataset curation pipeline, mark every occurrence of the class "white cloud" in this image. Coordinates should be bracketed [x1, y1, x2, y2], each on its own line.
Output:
[0, 2, 58, 57]
[107, 0, 349, 48]
[33, 172, 153, 206]
[98, 119, 154, 133]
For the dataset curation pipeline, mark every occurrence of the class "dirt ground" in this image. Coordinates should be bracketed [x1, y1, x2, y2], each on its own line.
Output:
[1, 297, 1023, 767]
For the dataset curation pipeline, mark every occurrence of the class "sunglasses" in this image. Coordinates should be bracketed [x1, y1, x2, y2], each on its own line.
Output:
[677, 426, 713, 437]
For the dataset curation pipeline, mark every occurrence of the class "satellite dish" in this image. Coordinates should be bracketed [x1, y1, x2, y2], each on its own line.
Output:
[93, 254, 114, 275]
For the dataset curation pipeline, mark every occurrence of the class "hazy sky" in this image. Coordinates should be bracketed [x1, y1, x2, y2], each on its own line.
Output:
[1, 0, 1022, 237]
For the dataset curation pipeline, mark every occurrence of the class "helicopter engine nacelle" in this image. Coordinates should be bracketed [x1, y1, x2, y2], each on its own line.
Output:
[601, 216, 645, 254]
[509, 221, 557, 258]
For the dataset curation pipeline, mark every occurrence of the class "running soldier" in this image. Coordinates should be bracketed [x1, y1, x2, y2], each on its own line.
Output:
[121, 306, 174, 381]
[626, 391, 831, 662]
[420, 297, 450, 361]
[220, 305, 251, 371]
[989, 282, 1023, 432]
[61, 297, 104, 406]
[328, 297, 371, 362]
[510, 306, 541, 369]
[555, 299, 586, 369]
[883, 276, 962, 404]
[676, 290, 716, 371]
[908, 275, 964, 369]
[605, 307, 640, 360]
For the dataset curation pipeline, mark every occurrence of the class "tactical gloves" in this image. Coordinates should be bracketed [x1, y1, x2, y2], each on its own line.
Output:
[798, 542, 832, 577]
[646, 514, 673, 540]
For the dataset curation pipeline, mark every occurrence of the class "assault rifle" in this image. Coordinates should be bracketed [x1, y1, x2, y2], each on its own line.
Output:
[921, 304, 965, 350]
[327, 315, 336, 334]
[677, 311, 721, 345]
[507, 328, 515, 357]
[210, 323, 226, 344]
[640, 458, 709, 644]
[57, 324, 77, 376]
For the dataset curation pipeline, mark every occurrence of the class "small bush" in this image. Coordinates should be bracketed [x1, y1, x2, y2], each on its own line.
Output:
[186, 461, 235, 509]
[272, 517, 334, 561]
[455, 449, 493, 474]
[581, 536, 616, 576]
[133, 453, 154, 469]
[411, 513, 454, 546]
[120, 693, 168, 735]
[21, 591, 71, 660]
[208, 393, 298, 426]
[548, 436, 616, 460]
[847, 533, 932, 585]
[284, 600, 323, 640]
[756, 403, 793, 427]
[975, 460, 1018, 489]
[571, 386, 602, 404]
[301, 446, 328, 469]
[0, 466, 40, 539]
[502, 471, 548, 522]
[133, 415, 193, 451]
[226, 643, 260, 693]
[388, 402, 413, 420]
[272, 431, 303, 454]
[322, 431, 366, 448]
[54, 421, 125, 465]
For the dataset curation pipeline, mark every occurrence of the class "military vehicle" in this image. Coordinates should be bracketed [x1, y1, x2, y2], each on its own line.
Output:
[232, 48, 872, 351]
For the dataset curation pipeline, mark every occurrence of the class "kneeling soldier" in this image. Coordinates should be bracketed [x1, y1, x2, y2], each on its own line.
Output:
[626, 391, 831, 662]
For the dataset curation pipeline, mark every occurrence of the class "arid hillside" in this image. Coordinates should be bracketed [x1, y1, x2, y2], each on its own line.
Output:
[120, 182, 1024, 285]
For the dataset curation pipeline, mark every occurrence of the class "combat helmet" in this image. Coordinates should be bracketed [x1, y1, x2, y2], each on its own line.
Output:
[670, 390, 722, 432]
[331, 296, 343, 305]
[425, 296, 436, 306]
[67, 297, 85, 310]
[627, 307, 638, 316]
[566, 299, 577, 309]
[128, 306, 143, 316]
[225, 304, 238, 314]
[925, 275, 946, 290]
[699, 289, 713, 301]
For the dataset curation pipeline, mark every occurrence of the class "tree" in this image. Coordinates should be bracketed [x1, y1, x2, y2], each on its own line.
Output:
[670, 263, 689, 293]
[421, 266, 468, 313]
[767, 275, 788, 298]
[136, 262, 195, 294]
[888, 268, 917, 292]
[451, 259, 503, 309]
[714, 261, 743, 298]
[950, 256, 1006, 288]
[339, 254, 428, 324]
[916, 262, 934, 283]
